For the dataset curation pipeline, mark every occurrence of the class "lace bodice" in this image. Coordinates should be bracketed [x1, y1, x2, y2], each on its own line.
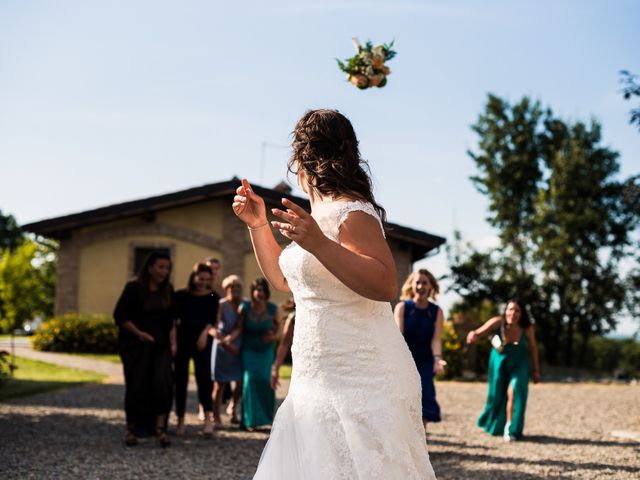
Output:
[279, 200, 384, 305]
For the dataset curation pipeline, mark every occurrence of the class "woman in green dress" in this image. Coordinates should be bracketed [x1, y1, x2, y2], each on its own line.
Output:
[466, 299, 540, 441]
[228, 277, 279, 430]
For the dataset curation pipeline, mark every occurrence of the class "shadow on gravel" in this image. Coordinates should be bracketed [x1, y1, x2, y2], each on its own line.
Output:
[0, 379, 101, 403]
[1, 410, 268, 478]
[431, 449, 640, 476]
[427, 437, 490, 450]
[523, 433, 638, 448]
[431, 463, 569, 480]
[4, 382, 124, 410]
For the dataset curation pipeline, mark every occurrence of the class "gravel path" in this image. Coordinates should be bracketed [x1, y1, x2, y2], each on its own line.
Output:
[1, 351, 638, 479]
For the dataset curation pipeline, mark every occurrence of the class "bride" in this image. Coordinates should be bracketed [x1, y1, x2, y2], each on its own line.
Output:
[232, 109, 437, 479]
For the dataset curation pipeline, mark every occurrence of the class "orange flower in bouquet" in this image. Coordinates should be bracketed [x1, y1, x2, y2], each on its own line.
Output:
[337, 38, 396, 90]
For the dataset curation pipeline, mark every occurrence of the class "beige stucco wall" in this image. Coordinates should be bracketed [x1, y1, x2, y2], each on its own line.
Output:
[77, 235, 220, 315]
[60, 196, 427, 317]
[156, 201, 223, 238]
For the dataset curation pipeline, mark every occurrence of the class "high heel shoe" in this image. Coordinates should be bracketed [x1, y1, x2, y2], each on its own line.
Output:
[156, 427, 171, 448]
[125, 429, 138, 447]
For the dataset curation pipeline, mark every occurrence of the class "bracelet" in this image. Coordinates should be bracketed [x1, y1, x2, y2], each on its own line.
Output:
[247, 223, 269, 231]
[434, 354, 442, 359]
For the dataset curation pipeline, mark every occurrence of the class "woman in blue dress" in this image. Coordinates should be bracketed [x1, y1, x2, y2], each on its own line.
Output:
[211, 274, 244, 426]
[394, 268, 445, 431]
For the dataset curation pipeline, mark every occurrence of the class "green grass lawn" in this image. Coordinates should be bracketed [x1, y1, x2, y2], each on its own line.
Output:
[70, 354, 293, 379]
[71, 353, 121, 364]
[0, 356, 106, 401]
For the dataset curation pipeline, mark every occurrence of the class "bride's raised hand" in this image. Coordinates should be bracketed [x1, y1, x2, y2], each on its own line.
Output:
[271, 198, 325, 253]
[232, 179, 267, 228]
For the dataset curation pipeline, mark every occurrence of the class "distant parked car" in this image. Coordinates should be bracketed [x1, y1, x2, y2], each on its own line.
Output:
[13, 316, 43, 336]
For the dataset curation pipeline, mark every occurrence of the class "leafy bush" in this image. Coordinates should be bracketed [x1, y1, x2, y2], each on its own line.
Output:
[0, 350, 15, 383]
[580, 336, 640, 377]
[32, 313, 118, 354]
[437, 321, 465, 380]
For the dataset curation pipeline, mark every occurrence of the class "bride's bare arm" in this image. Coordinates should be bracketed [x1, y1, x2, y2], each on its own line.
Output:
[272, 199, 397, 302]
[247, 226, 290, 292]
[232, 179, 290, 292]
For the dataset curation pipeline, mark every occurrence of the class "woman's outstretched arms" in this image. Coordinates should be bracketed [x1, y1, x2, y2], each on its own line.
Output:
[466, 316, 502, 344]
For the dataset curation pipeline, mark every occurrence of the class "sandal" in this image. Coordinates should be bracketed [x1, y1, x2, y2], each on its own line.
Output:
[125, 429, 138, 447]
[176, 418, 185, 436]
[156, 427, 171, 448]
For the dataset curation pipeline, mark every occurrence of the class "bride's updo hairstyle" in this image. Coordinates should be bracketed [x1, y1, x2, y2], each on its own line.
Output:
[288, 109, 387, 224]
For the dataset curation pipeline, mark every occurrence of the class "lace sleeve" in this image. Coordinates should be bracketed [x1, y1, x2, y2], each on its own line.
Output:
[333, 201, 386, 239]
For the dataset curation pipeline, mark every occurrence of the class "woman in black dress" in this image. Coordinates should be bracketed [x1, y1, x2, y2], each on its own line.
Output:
[113, 251, 176, 447]
[173, 263, 219, 436]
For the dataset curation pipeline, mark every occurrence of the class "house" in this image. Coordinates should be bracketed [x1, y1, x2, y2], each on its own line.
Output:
[23, 178, 446, 315]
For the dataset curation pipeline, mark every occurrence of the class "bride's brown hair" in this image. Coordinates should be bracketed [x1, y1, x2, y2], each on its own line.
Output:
[288, 109, 387, 224]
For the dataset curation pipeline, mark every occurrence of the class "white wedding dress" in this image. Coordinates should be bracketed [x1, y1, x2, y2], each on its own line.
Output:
[253, 200, 437, 479]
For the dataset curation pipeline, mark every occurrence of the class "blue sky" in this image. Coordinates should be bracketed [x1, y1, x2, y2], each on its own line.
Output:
[1, 0, 638, 334]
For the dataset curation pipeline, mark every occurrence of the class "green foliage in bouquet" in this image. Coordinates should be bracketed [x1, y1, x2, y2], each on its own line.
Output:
[337, 39, 396, 90]
[33, 313, 118, 354]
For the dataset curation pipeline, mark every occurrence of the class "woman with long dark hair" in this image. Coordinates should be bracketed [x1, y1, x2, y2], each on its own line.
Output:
[232, 109, 436, 478]
[173, 263, 219, 436]
[394, 269, 446, 432]
[467, 299, 541, 441]
[113, 251, 176, 447]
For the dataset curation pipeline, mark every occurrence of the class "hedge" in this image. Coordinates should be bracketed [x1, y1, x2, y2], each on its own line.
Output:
[32, 313, 118, 354]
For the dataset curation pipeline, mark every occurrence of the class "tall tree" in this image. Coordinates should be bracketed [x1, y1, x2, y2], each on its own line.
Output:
[535, 120, 634, 364]
[449, 94, 638, 366]
[0, 210, 22, 251]
[622, 175, 640, 332]
[0, 239, 57, 334]
[620, 70, 640, 130]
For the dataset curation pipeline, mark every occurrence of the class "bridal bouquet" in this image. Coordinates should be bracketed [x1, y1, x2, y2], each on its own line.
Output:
[337, 38, 396, 90]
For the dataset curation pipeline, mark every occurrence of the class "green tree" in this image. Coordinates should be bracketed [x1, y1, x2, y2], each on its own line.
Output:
[620, 70, 640, 130]
[0, 210, 22, 251]
[448, 94, 638, 366]
[0, 239, 57, 334]
[622, 175, 640, 331]
[534, 119, 635, 364]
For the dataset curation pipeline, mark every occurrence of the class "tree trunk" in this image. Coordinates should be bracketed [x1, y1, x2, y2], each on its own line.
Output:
[10, 331, 16, 377]
[578, 331, 590, 367]
[565, 316, 574, 367]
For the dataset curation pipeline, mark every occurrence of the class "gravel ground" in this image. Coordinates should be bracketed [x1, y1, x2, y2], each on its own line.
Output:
[1, 352, 638, 479]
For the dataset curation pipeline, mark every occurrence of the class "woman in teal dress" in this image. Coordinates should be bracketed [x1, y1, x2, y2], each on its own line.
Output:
[466, 299, 540, 441]
[229, 277, 279, 430]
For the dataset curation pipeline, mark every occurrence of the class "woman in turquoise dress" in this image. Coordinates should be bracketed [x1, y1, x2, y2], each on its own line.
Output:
[466, 299, 540, 441]
[229, 277, 279, 430]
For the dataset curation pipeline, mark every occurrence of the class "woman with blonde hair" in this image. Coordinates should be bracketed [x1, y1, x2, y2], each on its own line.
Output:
[211, 274, 244, 425]
[394, 268, 445, 431]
